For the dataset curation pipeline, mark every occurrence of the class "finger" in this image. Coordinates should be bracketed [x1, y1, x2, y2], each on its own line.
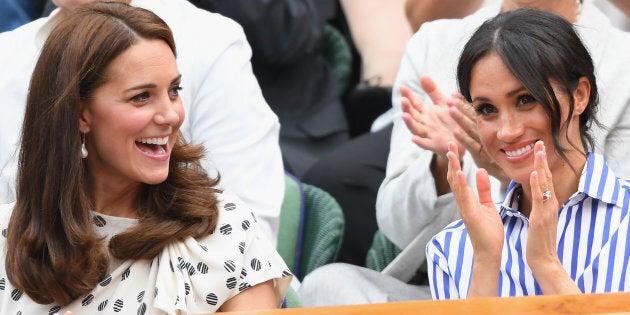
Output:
[447, 148, 475, 219]
[411, 135, 438, 153]
[533, 141, 554, 196]
[446, 145, 466, 203]
[402, 112, 426, 138]
[401, 96, 423, 122]
[446, 142, 462, 187]
[530, 170, 545, 216]
[400, 85, 422, 112]
[476, 168, 494, 207]
[537, 141, 554, 195]
[451, 91, 465, 101]
[449, 99, 479, 142]
[420, 76, 448, 106]
[446, 141, 461, 171]
[453, 127, 480, 153]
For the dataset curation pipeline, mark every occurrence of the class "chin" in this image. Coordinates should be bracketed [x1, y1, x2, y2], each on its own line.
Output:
[508, 172, 533, 186]
[142, 172, 170, 185]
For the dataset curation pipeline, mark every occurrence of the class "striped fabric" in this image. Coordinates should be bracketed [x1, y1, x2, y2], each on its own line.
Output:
[427, 153, 630, 299]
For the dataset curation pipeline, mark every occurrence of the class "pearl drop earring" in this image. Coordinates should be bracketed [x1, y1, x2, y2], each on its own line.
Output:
[81, 133, 88, 159]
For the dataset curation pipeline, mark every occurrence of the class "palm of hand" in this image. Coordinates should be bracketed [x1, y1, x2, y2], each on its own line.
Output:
[403, 99, 465, 156]
[526, 197, 560, 267]
[422, 104, 464, 155]
[459, 187, 504, 256]
[447, 147, 504, 258]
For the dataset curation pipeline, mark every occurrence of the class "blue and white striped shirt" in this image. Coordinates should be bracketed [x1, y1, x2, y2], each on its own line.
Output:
[427, 153, 630, 299]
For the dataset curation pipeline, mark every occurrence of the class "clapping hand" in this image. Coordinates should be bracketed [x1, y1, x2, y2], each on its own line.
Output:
[526, 142, 561, 272]
[524, 141, 581, 294]
[401, 76, 464, 157]
[446, 141, 504, 259]
[446, 141, 504, 297]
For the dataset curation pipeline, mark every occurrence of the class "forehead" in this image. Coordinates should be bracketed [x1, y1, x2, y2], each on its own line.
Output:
[470, 53, 522, 94]
[103, 39, 177, 82]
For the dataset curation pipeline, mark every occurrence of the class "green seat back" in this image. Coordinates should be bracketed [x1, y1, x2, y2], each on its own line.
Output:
[365, 230, 402, 272]
[322, 24, 352, 95]
[277, 174, 345, 307]
[298, 183, 345, 280]
[277, 173, 302, 273]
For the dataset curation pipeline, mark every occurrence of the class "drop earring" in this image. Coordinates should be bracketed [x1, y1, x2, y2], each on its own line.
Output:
[81, 133, 88, 159]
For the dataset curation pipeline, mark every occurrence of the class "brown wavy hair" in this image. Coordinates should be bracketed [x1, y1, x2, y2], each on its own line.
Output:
[6, 2, 220, 306]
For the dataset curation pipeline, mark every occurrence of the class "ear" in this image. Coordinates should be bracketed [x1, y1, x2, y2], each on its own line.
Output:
[79, 102, 92, 134]
[571, 76, 591, 116]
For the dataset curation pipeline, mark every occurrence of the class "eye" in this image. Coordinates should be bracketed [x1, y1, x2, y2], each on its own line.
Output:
[131, 91, 150, 103]
[517, 94, 537, 107]
[169, 85, 183, 98]
[474, 103, 498, 116]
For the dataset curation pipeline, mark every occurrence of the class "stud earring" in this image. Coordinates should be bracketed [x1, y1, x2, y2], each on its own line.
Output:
[81, 133, 88, 159]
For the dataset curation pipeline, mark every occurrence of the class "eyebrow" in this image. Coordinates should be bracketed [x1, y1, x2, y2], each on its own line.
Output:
[471, 86, 527, 103]
[124, 74, 182, 92]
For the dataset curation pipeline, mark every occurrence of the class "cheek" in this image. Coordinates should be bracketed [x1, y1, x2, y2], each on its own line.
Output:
[174, 102, 185, 127]
[477, 121, 496, 148]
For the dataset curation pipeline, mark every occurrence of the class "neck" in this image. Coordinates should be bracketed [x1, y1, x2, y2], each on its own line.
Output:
[89, 180, 141, 218]
[501, 0, 581, 23]
[518, 152, 586, 217]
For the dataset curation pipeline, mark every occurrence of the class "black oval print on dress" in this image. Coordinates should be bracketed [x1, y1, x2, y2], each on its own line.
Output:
[48, 306, 61, 315]
[226, 277, 237, 289]
[93, 215, 107, 227]
[10, 289, 22, 301]
[250, 258, 261, 271]
[220, 224, 232, 235]
[82, 294, 94, 306]
[205, 293, 218, 306]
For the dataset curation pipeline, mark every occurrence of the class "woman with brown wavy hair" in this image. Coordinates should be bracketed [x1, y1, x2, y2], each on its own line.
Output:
[0, 2, 291, 314]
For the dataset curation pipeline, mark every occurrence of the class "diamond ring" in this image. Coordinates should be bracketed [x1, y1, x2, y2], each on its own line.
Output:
[542, 190, 552, 202]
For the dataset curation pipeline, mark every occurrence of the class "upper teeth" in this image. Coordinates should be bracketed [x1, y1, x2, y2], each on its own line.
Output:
[137, 137, 168, 145]
[505, 143, 535, 157]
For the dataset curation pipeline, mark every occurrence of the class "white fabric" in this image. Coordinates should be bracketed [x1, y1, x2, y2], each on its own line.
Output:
[376, 1, 630, 276]
[0, 0, 284, 243]
[0, 194, 292, 314]
[591, 0, 630, 31]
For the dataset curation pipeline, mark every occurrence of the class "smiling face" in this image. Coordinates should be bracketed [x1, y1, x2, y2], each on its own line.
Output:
[79, 38, 184, 190]
[470, 53, 584, 184]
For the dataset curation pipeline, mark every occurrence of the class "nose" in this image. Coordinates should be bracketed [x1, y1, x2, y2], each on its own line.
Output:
[496, 112, 523, 142]
[154, 96, 182, 126]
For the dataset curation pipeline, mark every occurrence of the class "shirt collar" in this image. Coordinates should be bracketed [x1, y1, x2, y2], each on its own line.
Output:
[499, 153, 626, 216]
[499, 181, 523, 218]
[577, 152, 627, 207]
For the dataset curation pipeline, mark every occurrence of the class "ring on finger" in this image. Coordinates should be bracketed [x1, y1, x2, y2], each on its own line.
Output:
[542, 190, 552, 202]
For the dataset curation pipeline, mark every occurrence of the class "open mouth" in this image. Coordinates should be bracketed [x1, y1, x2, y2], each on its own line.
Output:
[504, 142, 535, 158]
[135, 136, 168, 156]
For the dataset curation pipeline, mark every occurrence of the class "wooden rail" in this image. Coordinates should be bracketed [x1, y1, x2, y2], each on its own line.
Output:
[223, 292, 630, 315]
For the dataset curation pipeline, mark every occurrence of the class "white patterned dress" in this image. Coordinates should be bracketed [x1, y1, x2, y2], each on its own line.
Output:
[0, 193, 292, 314]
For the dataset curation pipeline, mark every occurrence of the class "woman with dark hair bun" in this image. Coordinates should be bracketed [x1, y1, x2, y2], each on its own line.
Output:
[0, 2, 291, 313]
[428, 8, 630, 299]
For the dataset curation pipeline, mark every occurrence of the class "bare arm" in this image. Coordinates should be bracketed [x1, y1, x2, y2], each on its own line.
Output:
[526, 144, 581, 295]
[218, 280, 277, 312]
[446, 143, 503, 298]
[340, 0, 412, 85]
[405, 0, 484, 31]
[608, 0, 630, 16]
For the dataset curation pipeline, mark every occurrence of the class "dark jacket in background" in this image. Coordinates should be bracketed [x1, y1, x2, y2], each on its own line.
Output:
[0, 0, 47, 32]
[190, 0, 349, 177]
